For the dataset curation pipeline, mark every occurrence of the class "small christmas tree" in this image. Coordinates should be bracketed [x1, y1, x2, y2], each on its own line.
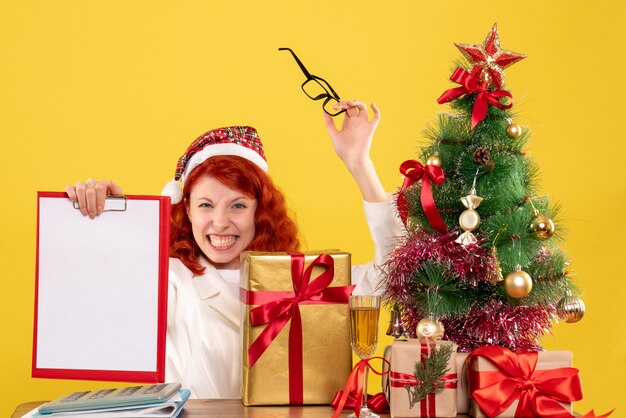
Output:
[384, 24, 586, 352]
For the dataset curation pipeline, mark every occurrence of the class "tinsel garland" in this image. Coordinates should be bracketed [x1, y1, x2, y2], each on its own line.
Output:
[383, 227, 495, 299]
[403, 300, 556, 352]
[383, 227, 556, 351]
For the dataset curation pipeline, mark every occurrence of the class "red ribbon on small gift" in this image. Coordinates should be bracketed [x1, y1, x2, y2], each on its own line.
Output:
[396, 159, 447, 232]
[467, 345, 613, 418]
[389, 341, 457, 417]
[437, 67, 513, 129]
[390, 371, 458, 388]
[244, 252, 355, 405]
[390, 371, 457, 417]
[331, 357, 390, 418]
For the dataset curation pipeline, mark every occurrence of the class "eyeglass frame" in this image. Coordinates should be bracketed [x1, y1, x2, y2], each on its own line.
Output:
[279, 47, 345, 117]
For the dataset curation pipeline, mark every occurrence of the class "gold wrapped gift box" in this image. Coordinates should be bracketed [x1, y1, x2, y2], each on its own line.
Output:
[240, 251, 353, 406]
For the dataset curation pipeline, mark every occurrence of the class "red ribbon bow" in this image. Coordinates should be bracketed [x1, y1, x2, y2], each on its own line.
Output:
[437, 67, 513, 129]
[331, 391, 389, 414]
[245, 252, 355, 405]
[397, 159, 447, 232]
[467, 345, 613, 418]
[331, 357, 390, 418]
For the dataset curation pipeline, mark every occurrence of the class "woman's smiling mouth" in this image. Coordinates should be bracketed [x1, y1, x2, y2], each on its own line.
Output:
[208, 234, 237, 249]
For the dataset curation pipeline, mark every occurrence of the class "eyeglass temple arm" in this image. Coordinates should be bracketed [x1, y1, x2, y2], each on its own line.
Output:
[279, 47, 343, 102]
[278, 47, 314, 79]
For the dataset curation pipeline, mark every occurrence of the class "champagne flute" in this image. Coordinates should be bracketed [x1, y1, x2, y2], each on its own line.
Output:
[348, 295, 380, 418]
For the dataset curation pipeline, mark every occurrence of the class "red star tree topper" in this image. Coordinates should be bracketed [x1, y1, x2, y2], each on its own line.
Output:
[455, 23, 526, 89]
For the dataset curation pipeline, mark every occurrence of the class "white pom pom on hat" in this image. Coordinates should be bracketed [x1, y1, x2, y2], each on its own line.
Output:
[161, 179, 184, 205]
[161, 126, 268, 205]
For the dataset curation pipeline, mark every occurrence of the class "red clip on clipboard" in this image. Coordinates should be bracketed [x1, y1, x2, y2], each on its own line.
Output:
[32, 192, 170, 383]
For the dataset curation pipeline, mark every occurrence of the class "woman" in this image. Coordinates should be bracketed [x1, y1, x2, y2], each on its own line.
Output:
[66, 100, 403, 398]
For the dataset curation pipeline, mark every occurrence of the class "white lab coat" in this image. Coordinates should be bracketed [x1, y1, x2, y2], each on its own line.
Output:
[165, 199, 403, 399]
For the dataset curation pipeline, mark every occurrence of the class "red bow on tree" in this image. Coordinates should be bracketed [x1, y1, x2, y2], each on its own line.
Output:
[437, 67, 513, 129]
[396, 160, 447, 232]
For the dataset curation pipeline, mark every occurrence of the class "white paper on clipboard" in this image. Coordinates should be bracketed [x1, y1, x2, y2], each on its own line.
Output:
[33, 192, 170, 382]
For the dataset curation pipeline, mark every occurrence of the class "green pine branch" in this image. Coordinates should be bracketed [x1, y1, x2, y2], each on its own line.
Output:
[405, 344, 454, 409]
[408, 262, 472, 317]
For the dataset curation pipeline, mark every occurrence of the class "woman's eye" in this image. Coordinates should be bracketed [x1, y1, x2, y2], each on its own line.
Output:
[233, 203, 247, 209]
[199, 203, 213, 208]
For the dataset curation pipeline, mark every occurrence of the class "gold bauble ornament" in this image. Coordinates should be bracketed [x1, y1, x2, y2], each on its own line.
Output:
[506, 123, 522, 139]
[426, 153, 443, 167]
[504, 267, 533, 298]
[415, 317, 445, 340]
[530, 214, 555, 239]
[556, 292, 586, 323]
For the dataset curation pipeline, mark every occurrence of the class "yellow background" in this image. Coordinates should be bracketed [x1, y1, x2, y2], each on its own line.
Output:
[1, 1, 624, 416]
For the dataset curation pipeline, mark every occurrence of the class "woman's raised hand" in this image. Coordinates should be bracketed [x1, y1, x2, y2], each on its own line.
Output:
[65, 179, 123, 219]
[323, 100, 386, 202]
[323, 100, 380, 171]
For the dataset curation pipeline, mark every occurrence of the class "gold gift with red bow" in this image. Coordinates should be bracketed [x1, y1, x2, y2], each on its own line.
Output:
[467, 346, 579, 417]
[240, 251, 354, 405]
[388, 339, 458, 418]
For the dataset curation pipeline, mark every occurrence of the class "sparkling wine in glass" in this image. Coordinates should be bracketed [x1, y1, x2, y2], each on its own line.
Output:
[349, 295, 380, 418]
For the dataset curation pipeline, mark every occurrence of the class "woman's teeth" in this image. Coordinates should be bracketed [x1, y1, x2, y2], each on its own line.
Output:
[209, 235, 236, 248]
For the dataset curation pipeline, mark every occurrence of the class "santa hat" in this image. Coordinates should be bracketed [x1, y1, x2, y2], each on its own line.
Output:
[161, 126, 268, 204]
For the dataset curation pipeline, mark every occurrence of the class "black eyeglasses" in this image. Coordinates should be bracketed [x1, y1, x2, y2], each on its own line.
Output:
[279, 47, 345, 117]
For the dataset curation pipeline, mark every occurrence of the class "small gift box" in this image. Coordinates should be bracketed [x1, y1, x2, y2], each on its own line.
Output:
[240, 251, 354, 405]
[388, 339, 458, 417]
[467, 346, 582, 417]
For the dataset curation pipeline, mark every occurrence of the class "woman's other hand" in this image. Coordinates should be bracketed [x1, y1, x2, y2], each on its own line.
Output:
[65, 179, 123, 219]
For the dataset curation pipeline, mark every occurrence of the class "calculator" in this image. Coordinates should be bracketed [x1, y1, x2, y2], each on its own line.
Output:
[38, 382, 182, 413]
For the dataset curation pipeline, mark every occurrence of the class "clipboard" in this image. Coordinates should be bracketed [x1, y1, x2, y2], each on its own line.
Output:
[32, 192, 170, 383]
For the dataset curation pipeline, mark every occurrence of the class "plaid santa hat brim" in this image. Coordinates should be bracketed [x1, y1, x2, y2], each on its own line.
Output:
[161, 126, 268, 204]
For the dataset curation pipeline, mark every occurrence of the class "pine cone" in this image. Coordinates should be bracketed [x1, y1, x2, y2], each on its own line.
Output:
[472, 147, 491, 164]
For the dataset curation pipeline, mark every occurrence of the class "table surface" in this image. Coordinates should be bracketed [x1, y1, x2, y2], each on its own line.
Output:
[13, 399, 474, 417]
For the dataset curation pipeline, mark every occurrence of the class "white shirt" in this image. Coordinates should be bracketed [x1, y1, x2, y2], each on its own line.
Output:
[165, 199, 403, 398]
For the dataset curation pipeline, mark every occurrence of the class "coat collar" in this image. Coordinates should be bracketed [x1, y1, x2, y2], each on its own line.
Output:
[191, 258, 240, 327]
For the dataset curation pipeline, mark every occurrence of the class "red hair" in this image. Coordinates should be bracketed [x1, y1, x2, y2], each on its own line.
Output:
[169, 155, 300, 274]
